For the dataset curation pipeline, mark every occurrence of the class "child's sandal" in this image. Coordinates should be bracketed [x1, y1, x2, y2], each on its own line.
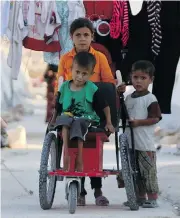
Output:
[142, 200, 158, 208]
[123, 198, 146, 207]
[77, 195, 86, 206]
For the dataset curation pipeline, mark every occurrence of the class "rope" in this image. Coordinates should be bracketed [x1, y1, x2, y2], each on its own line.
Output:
[1, 159, 34, 195]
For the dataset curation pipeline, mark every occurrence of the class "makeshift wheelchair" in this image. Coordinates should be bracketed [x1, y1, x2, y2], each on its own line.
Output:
[39, 80, 139, 214]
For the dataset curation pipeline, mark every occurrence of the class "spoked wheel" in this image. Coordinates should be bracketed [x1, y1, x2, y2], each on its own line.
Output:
[119, 133, 139, 210]
[39, 132, 57, 210]
[68, 182, 78, 214]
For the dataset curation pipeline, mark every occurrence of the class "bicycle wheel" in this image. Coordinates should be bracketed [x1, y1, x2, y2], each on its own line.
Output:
[68, 182, 77, 214]
[119, 133, 139, 210]
[39, 132, 57, 209]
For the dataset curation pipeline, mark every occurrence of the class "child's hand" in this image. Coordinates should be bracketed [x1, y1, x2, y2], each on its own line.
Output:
[117, 82, 126, 94]
[129, 119, 140, 127]
[105, 123, 115, 133]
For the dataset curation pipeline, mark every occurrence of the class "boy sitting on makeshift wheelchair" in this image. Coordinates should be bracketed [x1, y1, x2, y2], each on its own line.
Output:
[50, 51, 115, 172]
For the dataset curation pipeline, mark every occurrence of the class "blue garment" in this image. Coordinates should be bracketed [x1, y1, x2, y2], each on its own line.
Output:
[43, 0, 73, 65]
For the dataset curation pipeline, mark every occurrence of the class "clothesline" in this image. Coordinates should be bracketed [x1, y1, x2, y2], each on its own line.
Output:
[2, 0, 162, 80]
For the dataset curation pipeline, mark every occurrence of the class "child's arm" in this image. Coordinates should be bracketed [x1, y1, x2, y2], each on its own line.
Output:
[103, 106, 115, 133]
[129, 101, 162, 127]
[129, 118, 160, 127]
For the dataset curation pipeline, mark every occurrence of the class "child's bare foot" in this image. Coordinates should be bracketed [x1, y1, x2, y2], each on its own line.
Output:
[75, 156, 83, 172]
[63, 155, 70, 171]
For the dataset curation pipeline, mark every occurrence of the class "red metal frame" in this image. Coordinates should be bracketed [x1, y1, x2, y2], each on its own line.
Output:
[48, 132, 118, 178]
[49, 170, 119, 177]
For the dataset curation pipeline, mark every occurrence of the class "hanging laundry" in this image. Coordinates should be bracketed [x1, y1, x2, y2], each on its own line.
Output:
[23, 0, 61, 52]
[152, 1, 180, 113]
[119, 1, 152, 83]
[83, 1, 113, 20]
[22, 1, 35, 26]
[44, 0, 85, 65]
[147, 0, 162, 57]
[110, 0, 129, 47]
[0, 1, 10, 36]
[7, 1, 28, 80]
[44, 0, 73, 65]
[129, 0, 143, 16]
[67, 0, 85, 26]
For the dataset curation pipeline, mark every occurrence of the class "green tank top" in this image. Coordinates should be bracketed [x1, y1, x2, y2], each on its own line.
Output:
[59, 81, 100, 123]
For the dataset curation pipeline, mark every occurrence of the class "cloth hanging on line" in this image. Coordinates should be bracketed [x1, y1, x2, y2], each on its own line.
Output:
[7, 1, 28, 80]
[119, 1, 152, 83]
[43, 0, 85, 65]
[0, 1, 10, 36]
[147, 0, 162, 57]
[22, 0, 36, 26]
[109, 0, 129, 47]
[84, 1, 113, 37]
[128, 0, 143, 16]
[67, 0, 85, 27]
[44, 0, 73, 65]
[23, 0, 61, 52]
[152, 1, 180, 114]
[83, 1, 113, 20]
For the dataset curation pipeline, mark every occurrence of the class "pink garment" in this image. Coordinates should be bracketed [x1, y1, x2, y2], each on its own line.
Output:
[110, 0, 129, 47]
[23, 1, 61, 52]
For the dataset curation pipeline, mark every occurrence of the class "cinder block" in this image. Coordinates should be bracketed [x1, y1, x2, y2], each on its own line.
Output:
[7, 126, 27, 148]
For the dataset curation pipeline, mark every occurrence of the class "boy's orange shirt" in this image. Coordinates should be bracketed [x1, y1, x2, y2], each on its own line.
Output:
[55, 46, 115, 93]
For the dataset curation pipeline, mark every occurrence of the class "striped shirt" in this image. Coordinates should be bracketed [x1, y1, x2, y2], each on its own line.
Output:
[147, 0, 162, 56]
[110, 0, 129, 47]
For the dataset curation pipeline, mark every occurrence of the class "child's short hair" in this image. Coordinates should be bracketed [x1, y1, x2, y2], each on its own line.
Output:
[70, 18, 94, 35]
[131, 60, 155, 78]
[73, 52, 96, 72]
[48, 64, 58, 72]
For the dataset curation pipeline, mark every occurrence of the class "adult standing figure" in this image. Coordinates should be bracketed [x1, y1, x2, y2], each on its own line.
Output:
[44, 64, 58, 123]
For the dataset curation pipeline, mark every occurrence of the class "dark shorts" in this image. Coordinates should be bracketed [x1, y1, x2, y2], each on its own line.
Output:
[55, 115, 91, 141]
